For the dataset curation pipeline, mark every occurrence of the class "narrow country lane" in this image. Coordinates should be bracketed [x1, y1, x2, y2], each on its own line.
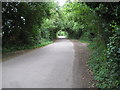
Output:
[3, 39, 74, 88]
[2, 39, 95, 88]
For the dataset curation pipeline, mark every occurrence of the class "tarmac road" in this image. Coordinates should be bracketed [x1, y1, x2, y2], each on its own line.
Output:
[2, 39, 75, 88]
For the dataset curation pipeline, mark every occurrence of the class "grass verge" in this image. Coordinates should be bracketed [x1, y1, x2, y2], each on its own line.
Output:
[3, 41, 53, 54]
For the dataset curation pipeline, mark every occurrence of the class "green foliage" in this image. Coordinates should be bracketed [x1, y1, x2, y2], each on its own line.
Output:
[105, 25, 120, 88]
[86, 2, 120, 24]
[85, 2, 120, 88]
[3, 41, 53, 53]
[2, 2, 120, 88]
[61, 2, 120, 88]
[2, 2, 54, 53]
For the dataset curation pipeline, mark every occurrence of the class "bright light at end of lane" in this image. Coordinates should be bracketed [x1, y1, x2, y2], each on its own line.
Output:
[55, 0, 74, 6]
[55, 0, 66, 6]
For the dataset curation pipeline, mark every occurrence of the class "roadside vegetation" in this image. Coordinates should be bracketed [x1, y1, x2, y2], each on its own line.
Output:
[2, 1, 120, 88]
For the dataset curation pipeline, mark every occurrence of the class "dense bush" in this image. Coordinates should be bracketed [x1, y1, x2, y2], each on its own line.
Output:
[105, 25, 120, 88]
[85, 3, 120, 88]
[2, 2, 54, 53]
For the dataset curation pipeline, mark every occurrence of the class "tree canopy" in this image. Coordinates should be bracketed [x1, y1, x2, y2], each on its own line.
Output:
[2, 1, 120, 88]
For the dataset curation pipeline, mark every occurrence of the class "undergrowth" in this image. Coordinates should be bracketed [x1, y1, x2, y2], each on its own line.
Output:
[80, 29, 120, 88]
[3, 41, 53, 54]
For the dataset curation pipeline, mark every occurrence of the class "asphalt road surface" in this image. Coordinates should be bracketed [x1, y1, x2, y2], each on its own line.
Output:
[3, 39, 75, 88]
[3, 39, 95, 88]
